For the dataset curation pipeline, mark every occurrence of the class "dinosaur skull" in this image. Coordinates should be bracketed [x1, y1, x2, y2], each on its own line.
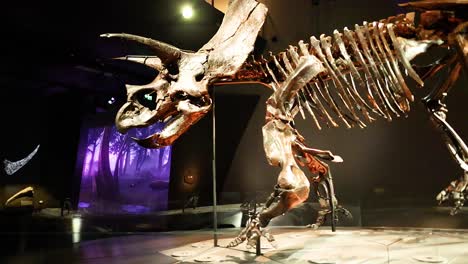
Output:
[112, 45, 213, 148]
[102, 0, 268, 148]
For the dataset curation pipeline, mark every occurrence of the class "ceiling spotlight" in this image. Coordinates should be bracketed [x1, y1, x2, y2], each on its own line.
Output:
[181, 5, 194, 19]
[108, 97, 115, 105]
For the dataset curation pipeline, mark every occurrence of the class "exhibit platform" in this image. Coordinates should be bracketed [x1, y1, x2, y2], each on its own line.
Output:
[2, 227, 468, 263]
[1, 203, 467, 263]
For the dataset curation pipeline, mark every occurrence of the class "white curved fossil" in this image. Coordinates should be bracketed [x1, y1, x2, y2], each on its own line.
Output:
[3, 145, 40, 175]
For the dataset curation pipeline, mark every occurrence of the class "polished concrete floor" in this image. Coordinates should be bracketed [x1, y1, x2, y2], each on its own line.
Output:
[2, 227, 468, 264]
[1, 203, 468, 263]
[162, 227, 468, 264]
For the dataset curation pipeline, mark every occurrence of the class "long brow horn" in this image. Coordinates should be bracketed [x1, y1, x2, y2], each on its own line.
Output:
[100, 33, 181, 63]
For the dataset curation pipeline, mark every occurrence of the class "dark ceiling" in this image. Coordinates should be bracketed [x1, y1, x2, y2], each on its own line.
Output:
[1, 0, 224, 100]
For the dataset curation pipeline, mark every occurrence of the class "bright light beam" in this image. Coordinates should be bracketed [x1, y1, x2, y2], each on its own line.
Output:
[181, 5, 194, 19]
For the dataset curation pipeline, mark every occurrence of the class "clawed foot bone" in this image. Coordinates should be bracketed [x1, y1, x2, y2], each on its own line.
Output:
[226, 217, 276, 248]
[306, 223, 320, 229]
[307, 214, 325, 229]
[307, 205, 353, 229]
[436, 179, 467, 215]
[336, 205, 353, 220]
[450, 199, 465, 216]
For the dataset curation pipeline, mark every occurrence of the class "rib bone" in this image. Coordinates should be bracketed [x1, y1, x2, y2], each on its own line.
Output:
[377, 22, 414, 102]
[370, 21, 411, 113]
[326, 32, 374, 124]
[310, 36, 363, 128]
[361, 22, 403, 116]
[333, 30, 379, 119]
[387, 23, 425, 87]
[354, 24, 394, 121]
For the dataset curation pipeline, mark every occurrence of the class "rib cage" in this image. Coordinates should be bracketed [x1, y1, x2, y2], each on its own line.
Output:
[239, 14, 425, 130]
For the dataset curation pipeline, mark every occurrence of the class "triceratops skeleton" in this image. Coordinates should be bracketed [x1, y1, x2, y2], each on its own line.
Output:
[101, 0, 468, 248]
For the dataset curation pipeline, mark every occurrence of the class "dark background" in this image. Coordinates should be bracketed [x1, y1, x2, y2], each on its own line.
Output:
[0, 0, 466, 224]
[0, 0, 224, 208]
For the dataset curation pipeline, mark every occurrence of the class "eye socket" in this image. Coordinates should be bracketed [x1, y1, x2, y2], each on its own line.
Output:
[134, 89, 157, 110]
[166, 63, 179, 76]
[190, 95, 210, 107]
[173, 91, 188, 101]
[195, 73, 204, 82]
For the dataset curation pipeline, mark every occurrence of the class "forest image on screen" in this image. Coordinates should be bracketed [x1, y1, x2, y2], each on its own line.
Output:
[78, 123, 171, 214]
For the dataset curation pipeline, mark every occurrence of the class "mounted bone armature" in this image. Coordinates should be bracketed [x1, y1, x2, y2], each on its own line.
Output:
[281, 51, 295, 74]
[288, 45, 301, 66]
[282, 45, 322, 120]
[287, 46, 316, 120]
[295, 95, 307, 120]
[264, 62, 279, 90]
[275, 55, 326, 112]
[251, 55, 269, 81]
[298, 40, 337, 126]
[361, 22, 403, 117]
[387, 23, 425, 87]
[298, 40, 310, 57]
[354, 23, 395, 121]
[314, 35, 365, 128]
[300, 88, 322, 129]
[398, 0, 468, 11]
[305, 84, 339, 127]
[308, 59, 352, 128]
[281, 51, 307, 115]
[370, 21, 411, 113]
[320, 78, 353, 128]
[256, 56, 269, 75]
[377, 22, 414, 102]
[309, 80, 347, 127]
[324, 30, 373, 124]
[271, 52, 288, 79]
[343, 27, 387, 119]
[100, 33, 182, 63]
[333, 29, 377, 116]
[365, 21, 405, 113]
[386, 14, 406, 24]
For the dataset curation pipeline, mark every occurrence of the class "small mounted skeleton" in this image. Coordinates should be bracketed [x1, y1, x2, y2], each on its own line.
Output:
[101, 0, 468, 248]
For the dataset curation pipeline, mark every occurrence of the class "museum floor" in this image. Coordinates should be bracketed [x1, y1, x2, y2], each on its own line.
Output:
[2, 227, 468, 263]
[1, 204, 468, 264]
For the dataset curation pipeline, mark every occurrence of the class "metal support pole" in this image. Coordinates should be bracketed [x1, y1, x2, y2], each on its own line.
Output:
[256, 235, 261, 256]
[212, 88, 218, 247]
[327, 168, 336, 232]
[254, 199, 261, 256]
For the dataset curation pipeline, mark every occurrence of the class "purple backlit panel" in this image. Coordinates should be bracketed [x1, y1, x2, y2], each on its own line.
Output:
[78, 123, 171, 214]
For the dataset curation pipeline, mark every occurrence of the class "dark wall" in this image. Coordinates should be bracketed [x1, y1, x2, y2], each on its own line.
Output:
[168, 115, 213, 209]
[39, 93, 84, 207]
[0, 94, 44, 209]
[168, 89, 262, 208]
[0, 90, 85, 209]
[216, 85, 275, 201]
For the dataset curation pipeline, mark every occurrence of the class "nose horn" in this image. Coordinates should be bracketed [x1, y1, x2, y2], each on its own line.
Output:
[100, 33, 181, 63]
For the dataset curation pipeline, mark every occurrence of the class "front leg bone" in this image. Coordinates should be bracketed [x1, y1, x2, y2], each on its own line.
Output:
[424, 75, 468, 214]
